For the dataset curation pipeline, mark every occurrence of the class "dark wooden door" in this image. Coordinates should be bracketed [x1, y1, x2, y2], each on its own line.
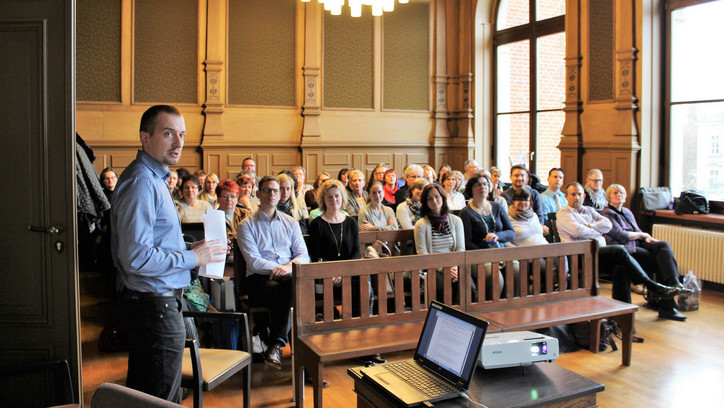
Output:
[0, 0, 80, 405]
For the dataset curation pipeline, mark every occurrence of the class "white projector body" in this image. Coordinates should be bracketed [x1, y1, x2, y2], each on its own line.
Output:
[479, 331, 559, 369]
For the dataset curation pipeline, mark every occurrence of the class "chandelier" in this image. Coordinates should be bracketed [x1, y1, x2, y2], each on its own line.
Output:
[301, 0, 410, 17]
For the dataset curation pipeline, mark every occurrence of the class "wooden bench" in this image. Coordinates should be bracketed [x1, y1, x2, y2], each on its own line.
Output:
[292, 239, 638, 408]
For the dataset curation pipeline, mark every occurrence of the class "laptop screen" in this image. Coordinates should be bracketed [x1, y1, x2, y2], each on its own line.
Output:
[415, 302, 488, 387]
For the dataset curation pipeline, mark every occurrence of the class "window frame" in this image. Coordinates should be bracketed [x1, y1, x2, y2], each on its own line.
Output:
[492, 0, 565, 175]
[664, 0, 724, 211]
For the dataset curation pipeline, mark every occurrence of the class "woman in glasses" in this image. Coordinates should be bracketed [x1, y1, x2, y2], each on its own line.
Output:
[177, 174, 213, 223]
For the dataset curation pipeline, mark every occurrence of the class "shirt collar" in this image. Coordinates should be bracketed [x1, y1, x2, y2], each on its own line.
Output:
[254, 207, 278, 222]
[136, 150, 170, 181]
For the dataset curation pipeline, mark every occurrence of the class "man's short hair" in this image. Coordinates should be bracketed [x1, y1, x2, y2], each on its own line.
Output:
[564, 182, 584, 194]
[510, 164, 529, 177]
[258, 175, 279, 191]
[548, 167, 564, 176]
[586, 169, 602, 179]
[139, 105, 181, 134]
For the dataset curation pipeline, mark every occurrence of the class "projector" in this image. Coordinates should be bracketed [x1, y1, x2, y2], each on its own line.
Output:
[478, 331, 559, 369]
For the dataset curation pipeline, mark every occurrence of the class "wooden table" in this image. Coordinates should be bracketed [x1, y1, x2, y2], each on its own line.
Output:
[348, 362, 604, 408]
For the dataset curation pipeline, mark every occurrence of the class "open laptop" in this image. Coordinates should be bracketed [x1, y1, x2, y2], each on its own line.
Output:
[360, 301, 489, 407]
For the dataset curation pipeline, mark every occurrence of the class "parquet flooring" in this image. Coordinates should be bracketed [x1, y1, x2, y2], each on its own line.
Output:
[79, 272, 724, 407]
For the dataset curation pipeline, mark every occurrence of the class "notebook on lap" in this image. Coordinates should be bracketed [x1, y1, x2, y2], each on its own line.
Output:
[360, 301, 489, 407]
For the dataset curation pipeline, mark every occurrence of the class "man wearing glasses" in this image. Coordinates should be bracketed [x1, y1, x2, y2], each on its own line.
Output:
[583, 169, 607, 211]
[236, 175, 310, 369]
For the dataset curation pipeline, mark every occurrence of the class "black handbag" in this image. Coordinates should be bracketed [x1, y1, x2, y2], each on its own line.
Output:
[639, 186, 672, 211]
[674, 190, 709, 215]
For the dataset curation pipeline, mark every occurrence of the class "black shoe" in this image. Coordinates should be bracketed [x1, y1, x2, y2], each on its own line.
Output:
[650, 283, 681, 299]
[659, 308, 687, 321]
[264, 343, 283, 370]
[304, 374, 330, 388]
[358, 354, 387, 365]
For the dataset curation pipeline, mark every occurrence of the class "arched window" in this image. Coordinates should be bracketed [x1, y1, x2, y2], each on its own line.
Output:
[666, 0, 724, 201]
[493, 0, 565, 178]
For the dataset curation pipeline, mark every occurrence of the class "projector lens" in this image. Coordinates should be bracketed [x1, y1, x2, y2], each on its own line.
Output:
[531, 341, 547, 356]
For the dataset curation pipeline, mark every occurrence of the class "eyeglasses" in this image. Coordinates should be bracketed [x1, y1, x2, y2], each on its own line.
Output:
[261, 188, 280, 194]
[588, 178, 603, 183]
[219, 194, 238, 199]
[182, 185, 198, 190]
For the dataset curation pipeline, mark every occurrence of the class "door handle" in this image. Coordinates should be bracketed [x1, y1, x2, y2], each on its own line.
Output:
[27, 224, 65, 234]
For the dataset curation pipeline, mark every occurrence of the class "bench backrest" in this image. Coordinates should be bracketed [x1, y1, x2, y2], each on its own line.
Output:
[358, 229, 415, 255]
[464, 240, 598, 313]
[293, 240, 599, 335]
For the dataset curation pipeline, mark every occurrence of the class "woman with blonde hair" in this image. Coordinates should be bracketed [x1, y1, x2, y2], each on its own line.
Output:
[345, 169, 368, 216]
[200, 172, 219, 207]
[422, 165, 437, 185]
[453, 170, 465, 193]
[441, 172, 466, 210]
[277, 172, 310, 234]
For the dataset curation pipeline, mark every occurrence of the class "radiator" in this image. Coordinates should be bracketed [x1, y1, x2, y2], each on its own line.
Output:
[652, 224, 724, 284]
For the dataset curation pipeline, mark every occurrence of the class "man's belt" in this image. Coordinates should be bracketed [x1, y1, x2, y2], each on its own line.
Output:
[120, 286, 184, 299]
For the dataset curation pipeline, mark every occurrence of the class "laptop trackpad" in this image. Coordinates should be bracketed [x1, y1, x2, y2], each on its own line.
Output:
[364, 367, 428, 405]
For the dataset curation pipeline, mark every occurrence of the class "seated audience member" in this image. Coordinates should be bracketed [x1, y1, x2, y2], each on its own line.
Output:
[194, 169, 207, 189]
[358, 180, 399, 231]
[601, 184, 687, 321]
[308, 181, 378, 338]
[556, 182, 687, 306]
[306, 171, 331, 210]
[277, 172, 309, 234]
[215, 179, 251, 243]
[100, 167, 118, 199]
[237, 175, 310, 369]
[345, 169, 368, 216]
[508, 188, 547, 247]
[490, 167, 505, 194]
[437, 164, 452, 185]
[415, 184, 474, 302]
[481, 168, 508, 210]
[199, 172, 219, 207]
[292, 166, 313, 202]
[422, 165, 437, 185]
[540, 168, 567, 216]
[177, 175, 212, 223]
[396, 178, 429, 229]
[459, 173, 514, 296]
[167, 168, 178, 193]
[583, 168, 607, 210]
[337, 168, 349, 187]
[371, 163, 387, 183]
[462, 160, 481, 190]
[453, 170, 466, 193]
[441, 172, 466, 210]
[382, 169, 398, 206]
[500, 164, 547, 230]
[394, 164, 424, 208]
[241, 157, 257, 174]
[237, 172, 258, 213]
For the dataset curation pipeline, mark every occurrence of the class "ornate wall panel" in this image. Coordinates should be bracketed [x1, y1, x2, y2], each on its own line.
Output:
[76, 0, 121, 102]
[588, 0, 613, 101]
[383, 2, 429, 111]
[323, 11, 373, 109]
[134, 0, 197, 103]
[228, 0, 295, 106]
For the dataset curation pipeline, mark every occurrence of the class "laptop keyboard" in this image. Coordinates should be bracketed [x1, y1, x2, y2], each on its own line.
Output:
[384, 361, 458, 397]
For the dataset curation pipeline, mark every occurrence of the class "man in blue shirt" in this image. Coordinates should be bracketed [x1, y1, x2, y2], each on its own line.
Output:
[112, 105, 226, 403]
[540, 167, 567, 215]
[237, 175, 310, 369]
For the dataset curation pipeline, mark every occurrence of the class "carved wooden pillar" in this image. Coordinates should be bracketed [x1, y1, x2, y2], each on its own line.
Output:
[201, 0, 226, 145]
[559, 0, 583, 181]
[432, 0, 451, 143]
[300, 2, 322, 140]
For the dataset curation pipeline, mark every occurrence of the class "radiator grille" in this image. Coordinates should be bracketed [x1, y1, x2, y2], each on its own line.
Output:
[652, 224, 724, 284]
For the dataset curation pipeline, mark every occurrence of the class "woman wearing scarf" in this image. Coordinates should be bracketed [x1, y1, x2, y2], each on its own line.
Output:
[414, 183, 473, 302]
[277, 172, 309, 234]
[382, 168, 399, 206]
[459, 173, 515, 297]
[507, 188, 547, 247]
[396, 178, 429, 229]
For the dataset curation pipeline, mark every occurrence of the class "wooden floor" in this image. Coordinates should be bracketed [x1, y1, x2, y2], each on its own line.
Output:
[80, 272, 724, 407]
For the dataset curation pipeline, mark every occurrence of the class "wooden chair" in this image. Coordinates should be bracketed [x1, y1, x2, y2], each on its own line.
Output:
[181, 310, 251, 408]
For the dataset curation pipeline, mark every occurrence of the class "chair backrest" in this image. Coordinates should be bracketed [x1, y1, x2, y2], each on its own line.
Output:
[92, 383, 184, 408]
[232, 243, 249, 298]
